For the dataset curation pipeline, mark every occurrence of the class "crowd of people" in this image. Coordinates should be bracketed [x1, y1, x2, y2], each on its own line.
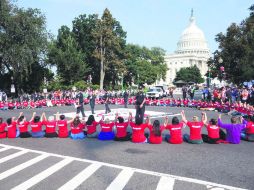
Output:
[1, 85, 254, 144]
[0, 110, 253, 144]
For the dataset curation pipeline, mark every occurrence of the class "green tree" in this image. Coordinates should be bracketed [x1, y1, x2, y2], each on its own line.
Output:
[72, 14, 99, 83]
[47, 26, 90, 85]
[124, 44, 167, 87]
[0, 0, 51, 93]
[92, 8, 127, 89]
[174, 65, 204, 84]
[208, 4, 254, 85]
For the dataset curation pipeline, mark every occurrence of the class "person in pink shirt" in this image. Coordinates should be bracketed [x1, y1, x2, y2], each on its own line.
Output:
[0, 117, 7, 138]
[17, 112, 36, 138]
[43, 114, 58, 138]
[147, 117, 166, 144]
[114, 113, 131, 141]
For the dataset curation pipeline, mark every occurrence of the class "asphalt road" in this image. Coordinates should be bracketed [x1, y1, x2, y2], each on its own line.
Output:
[0, 104, 253, 190]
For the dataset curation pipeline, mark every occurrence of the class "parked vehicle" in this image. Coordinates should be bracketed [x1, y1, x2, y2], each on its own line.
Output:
[146, 87, 163, 98]
[155, 85, 169, 97]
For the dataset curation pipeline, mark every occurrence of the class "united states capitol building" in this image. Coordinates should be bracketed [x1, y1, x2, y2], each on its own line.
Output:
[162, 11, 211, 85]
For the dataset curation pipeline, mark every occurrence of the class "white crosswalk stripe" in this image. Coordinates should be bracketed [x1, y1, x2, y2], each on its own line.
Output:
[0, 154, 48, 180]
[11, 158, 73, 190]
[156, 176, 175, 190]
[106, 168, 134, 190]
[0, 150, 28, 164]
[0, 144, 247, 190]
[58, 163, 102, 190]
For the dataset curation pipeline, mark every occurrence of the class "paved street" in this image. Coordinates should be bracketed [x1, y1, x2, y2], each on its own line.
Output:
[0, 104, 253, 190]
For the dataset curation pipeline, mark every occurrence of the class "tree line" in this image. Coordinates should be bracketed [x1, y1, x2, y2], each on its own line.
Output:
[1, 0, 254, 95]
[0, 0, 167, 94]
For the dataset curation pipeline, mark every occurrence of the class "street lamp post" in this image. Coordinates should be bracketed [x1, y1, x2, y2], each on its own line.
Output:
[218, 57, 223, 86]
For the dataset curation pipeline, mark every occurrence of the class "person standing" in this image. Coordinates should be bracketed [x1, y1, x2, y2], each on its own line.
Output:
[135, 88, 146, 122]
[89, 91, 96, 114]
[182, 86, 187, 100]
[76, 90, 85, 118]
[123, 90, 129, 108]
[104, 91, 111, 114]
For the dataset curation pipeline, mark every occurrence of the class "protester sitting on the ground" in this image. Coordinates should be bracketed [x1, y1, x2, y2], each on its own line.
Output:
[43, 113, 58, 138]
[0, 117, 7, 138]
[56, 113, 74, 138]
[85, 115, 100, 138]
[17, 112, 35, 138]
[201, 113, 227, 144]
[30, 112, 46, 138]
[98, 115, 115, 140]
[147, 117, 165, 144]
[218, 114, 246, 144]
[6, 115, 21, 138]
[240, 115, 254, 142]
[181, 110, 206, 144]
[114, 112, 131, 141]
[165, 116, 184, 144]
[129, 114, 149, 143]
[70, 115, 85, 140]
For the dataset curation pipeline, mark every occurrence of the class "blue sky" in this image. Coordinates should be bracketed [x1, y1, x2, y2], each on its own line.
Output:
[18, 0, 253, 53]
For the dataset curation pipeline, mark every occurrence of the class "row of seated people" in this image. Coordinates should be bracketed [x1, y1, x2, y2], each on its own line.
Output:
[0, 111, 253, 143]
[1, 98, 254, 117]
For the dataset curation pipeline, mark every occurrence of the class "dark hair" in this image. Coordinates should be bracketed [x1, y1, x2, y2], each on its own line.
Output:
[231, 116, 238, 124]
[0, 117, 2, 124]
[60, 115, 65, 120]
[6, 118, 12, 125]
[86, 115, 95, 125]
[135, 116, 143, 125]
[152, 120, 161, 136]
[34, 116, 40, 123]
[117, 117, 124, 123]
[73, 117, 81, 127]
[209, 118, 217, 125]
[250, 115, 254, 122]
[172, 117, 179, 125]
[18, 115, 25, 122]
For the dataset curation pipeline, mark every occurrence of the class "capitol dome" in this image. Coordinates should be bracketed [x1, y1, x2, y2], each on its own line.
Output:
[175, 10, 210, 56]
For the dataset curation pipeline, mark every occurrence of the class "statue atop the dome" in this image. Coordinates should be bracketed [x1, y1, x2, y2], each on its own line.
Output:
[191, 8, 193, 17]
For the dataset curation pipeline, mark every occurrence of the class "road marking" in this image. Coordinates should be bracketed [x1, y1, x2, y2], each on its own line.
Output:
[57, 163, 101, 190]
[0, 147, 10, 152]
[106, 168, 134, 190]
[0, 154, 49, 181]
[0, 143, 247, 190]
[11, 158, 73, 190]
[156, 176, 175, 190]
[0, 150, 28, 164]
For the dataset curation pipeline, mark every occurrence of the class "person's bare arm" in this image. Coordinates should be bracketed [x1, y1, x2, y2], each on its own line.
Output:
[181, 110, 188, 123]
[29, 112, 36, 122]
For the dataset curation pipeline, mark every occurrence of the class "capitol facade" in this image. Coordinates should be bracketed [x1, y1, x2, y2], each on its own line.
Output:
[163, 11, 211, 85]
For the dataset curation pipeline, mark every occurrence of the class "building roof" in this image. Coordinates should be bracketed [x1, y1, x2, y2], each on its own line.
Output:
[175, 9, 210, 57]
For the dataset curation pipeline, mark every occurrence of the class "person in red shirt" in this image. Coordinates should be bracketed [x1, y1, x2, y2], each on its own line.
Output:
[6, 117, 20, 138]
[56, 113, 73, 138]
[129, 114, 148, 143]
[30, 113, 46, 138]
[17, 112, 36, 138]
[114, 113, 131, 141]
[0, 117, 7, 138]
[43, 114, 58, 138]
[181, 110, 206, 144]
[70, 115, 85, 140]
[201, 113, 226, 144]
[85, 115, 100, 138]
[98, 115, 115, 140]
[241, 115, 254, 142]
[147, 117, 165, 144]
[165, 116, 184, 144]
